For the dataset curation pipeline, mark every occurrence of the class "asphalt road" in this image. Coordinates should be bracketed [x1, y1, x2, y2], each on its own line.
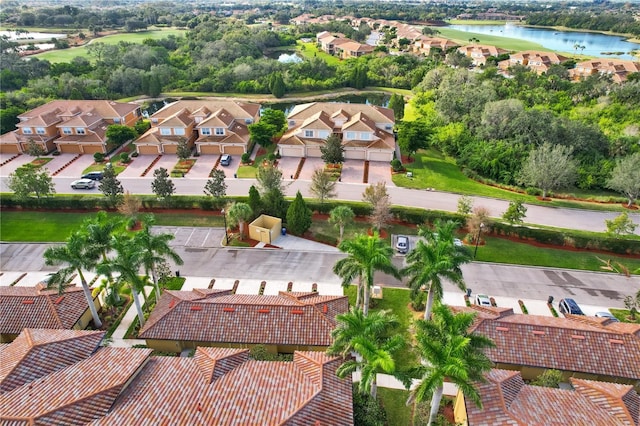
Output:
[1, 175, 639, 233]
[3, 242, 638, 309]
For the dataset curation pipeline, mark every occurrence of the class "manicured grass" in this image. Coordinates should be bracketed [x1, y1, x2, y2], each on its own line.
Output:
[30, 157, 53, 167]
[610, 308, 640, 324]
[393, 149, 629, 211]
[82, 162, 125, 175]
[296, 41, 342, 66]
[237, 145, 276, 179]
[446, 20, 511, 25]
[476, 236, 640, 273]
[367, 86, 414, 96]
[432, 27, 549, 52]
[378, 388, 412, 426]
[33, 29, 186, 63]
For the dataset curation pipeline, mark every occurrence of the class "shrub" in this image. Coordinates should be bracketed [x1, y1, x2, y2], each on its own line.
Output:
[353, 385, 387, 426]
[525, 187, 542, 196]
[93, 152, 105, 163]
[241, 152, 251, 163]
[120, 152, 130, 163]
[51, 150, 60, 156]
[267, 153, 277, 163]
[390, 158, 403, 172]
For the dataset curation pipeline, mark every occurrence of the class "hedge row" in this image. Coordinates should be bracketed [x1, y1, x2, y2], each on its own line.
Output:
[2, 194, 638, 255]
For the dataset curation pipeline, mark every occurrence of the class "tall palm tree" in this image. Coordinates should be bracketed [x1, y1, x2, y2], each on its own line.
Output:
[44, 232, 102, 328]
[333, 233, 401, 316]
[328, 308, 404, 399]
[97, 234, 149, 328]
[83, 211, 123, 303]
[402, 220, 471, 319]
[135, 215, 183, 304]
[410, 303, 494, 426]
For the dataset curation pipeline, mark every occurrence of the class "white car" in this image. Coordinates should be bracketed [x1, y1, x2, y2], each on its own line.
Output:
[454, 238, 463, 247]
[71, 179, 96, 189]
[475, 294, 492, 307]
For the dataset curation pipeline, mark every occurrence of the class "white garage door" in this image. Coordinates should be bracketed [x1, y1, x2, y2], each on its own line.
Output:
[368, 151, 392, 162]
[306, 146, 322, 157]
[345, 149, 366, 160]
[280, 146, 305, 157]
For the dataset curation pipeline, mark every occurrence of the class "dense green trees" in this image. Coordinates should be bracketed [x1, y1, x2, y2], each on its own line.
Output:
[7, 164, 55, 201]
[286, 191, 312, 236]
[151, 167, 175, 200]
[320, 134, 345, 165]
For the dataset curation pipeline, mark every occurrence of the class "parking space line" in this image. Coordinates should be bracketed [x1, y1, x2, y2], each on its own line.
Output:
[184, 229, 195, 247]
[202, 229, 211, 247]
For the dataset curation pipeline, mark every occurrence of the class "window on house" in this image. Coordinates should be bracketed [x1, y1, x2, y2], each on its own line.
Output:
[195, 117, 202, 123]
[360, 132, 371, 140]
[160, 128, 171, 136]
[201, 128, 211, 135]
[288, 120, 296, 127]
[215, 128, 225, 136]
[345, 131, 356, 140]
[62, 127, 72, 135]
[318, 130, 329, 139]
[114, 118, 121, 124]
[36, 127, 46, 135]
[385, 124, 392, 130]
[76, 128, 86, 135]
[245, 119, 253, 124]
[174, 128, 185, 136]
[304, 130, 314, 138]
[151, 118, 158, 124]
[22, 128, 33, 134]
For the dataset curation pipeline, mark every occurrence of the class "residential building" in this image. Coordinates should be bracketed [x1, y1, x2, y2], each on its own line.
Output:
[0, 329, 354, 425]
[138, 289, 349, 353]
[458, 44, 509, 67]
[278, 102, 396, 161]
[0, 283, 101, 343]
[455, 305, 640, 388]
[0, 100, 140, 155]
[134, 100, 260, 155]
[455, 369, 640, 425]
[336, 40, 374, 59]
[317, 32, 350, 55]
[414, 36, 460, 56]
[570, 59, 640, 83]
[499, 50, 569, 74]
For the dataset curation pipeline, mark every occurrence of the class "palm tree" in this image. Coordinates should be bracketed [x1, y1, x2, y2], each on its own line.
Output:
[97, 234, 149, 328]
[333, 233, 401, 316]
[410, 303, 494, 426]
[135, 215, 183, 304]
[402, 220, 472, 319]
[329, 308, 404, 398]
[227, 202, 253, 239]
[329, 205, 355, 243]
[44, 232, 103, 328]
[83, 211, 123, 303]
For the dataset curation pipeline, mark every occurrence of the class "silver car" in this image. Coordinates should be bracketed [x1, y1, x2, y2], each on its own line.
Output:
[475, 294, 492, 307]
[71, 179, 96, 189]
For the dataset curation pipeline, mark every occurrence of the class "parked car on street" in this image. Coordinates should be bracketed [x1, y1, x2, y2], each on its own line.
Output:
[220, 154, 231, 166]
[595, 311, 620, 322]
[558, 298, 585, 316]
[396, 235, 409, 254]
[475, 294, 492, 307]
[71, 179, 96, 190]
[81, 171, 104, 181]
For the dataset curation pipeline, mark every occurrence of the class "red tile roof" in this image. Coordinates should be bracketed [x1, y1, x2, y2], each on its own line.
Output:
[139, 290, 348, 347]
[0, 285, 94, 335]
[454, 306, 640, 381]
[466, 369, 640, 425]
[17, 100, 139, 122]
[0, 329, 104, 394]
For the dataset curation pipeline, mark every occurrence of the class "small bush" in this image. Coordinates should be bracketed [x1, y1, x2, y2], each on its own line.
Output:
[120, 152, 130, 163]
[93, 152, 105, 162]
[390, 158, 403, 172]
[241, 153, 251, 163]
[525, 187, 542, 196]
[51, 150, 60, 156]
[353, 385, 387, 426]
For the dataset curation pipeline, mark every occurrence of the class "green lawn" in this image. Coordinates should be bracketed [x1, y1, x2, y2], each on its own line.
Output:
[393, 149, 629, 211]
[378, 388, 413, 426]
[610, 308, 640, 324]
[33, 29, 186, 63]
[236, 145, 276, 178]
[432, 27, 550, 52]
[296, 41, 342, 66]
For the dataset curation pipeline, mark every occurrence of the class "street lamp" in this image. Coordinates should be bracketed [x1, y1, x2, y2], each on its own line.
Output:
[474, 223, 485, 258]
[221, 208, 229, 245]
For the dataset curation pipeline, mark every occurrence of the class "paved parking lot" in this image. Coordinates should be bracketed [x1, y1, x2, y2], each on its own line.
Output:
[152, 226, 224, 248]
[278, 157, 301, 180]
[367, 161, 394, 186]
[340, 159, 364, 184]
[297, 157, 324, 180]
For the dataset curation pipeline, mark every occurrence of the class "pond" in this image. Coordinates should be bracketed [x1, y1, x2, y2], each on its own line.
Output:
[449, 23, 640, 60]
[142, 94, 391, 117]
[0, 30, 66, 41]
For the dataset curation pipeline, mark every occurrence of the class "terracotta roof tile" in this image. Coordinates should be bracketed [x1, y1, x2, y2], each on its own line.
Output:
[151, 100, 259, 123]
[18, 100, 138, 122]
[139, 290, 348, 347]
[0, 329, 104, 394]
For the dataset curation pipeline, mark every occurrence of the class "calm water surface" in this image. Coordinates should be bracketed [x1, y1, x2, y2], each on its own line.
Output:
[449, 24, 640, 60]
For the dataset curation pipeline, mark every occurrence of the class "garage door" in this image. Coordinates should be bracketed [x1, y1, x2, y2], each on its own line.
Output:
[57, 143, 82, 154]
[306, 146, 322, 157]
[199, 144, 221, 155]
[82, 145, 104, 154]
[163, 145, 177, 154]
[0, 144, 20, 154]
[368, 151, 392, 162]
[223, 145, 245, 155]
[345, 149, 366, 160]
[137, 145, 160, 155]
[280, 146, 304, 157]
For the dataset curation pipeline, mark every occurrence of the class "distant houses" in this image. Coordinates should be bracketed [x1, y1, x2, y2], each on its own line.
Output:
[498, 50, 570, 74]
[458, 44, 509, 67]
[570, 58, 640, 83]
[316, 31, 374, 59]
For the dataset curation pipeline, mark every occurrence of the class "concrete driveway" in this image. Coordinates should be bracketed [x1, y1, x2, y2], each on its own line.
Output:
[298, 157, 324, 180]
[118, 154, 157, 178]
[340, 159, 364, 184]
[187, 155, 217, 178]
[53, 155, 96, 178]
[278, 157, 301, 180]
[0, 154, 34, 176]
[367, 161, 394, 186]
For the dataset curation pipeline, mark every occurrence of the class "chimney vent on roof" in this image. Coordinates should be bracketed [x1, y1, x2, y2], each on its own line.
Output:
[258, 309, 270, 314]
[191, 306, 203, 311]
[609, 339, 624, 345]
[22, 299, 35, 305]
[571, 335, 585, 340]
[532, 330, 545, 336]
[54, 296, 65, 304]
[292, 309, 304, 315]
[323, 304, 328, 314]
[223, 307, 235, 312]
[496, 326, 509, 332]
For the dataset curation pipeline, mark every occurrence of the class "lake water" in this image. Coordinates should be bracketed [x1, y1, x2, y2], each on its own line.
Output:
[449, 24, 640, 60]
[1, 30, 66, 41]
